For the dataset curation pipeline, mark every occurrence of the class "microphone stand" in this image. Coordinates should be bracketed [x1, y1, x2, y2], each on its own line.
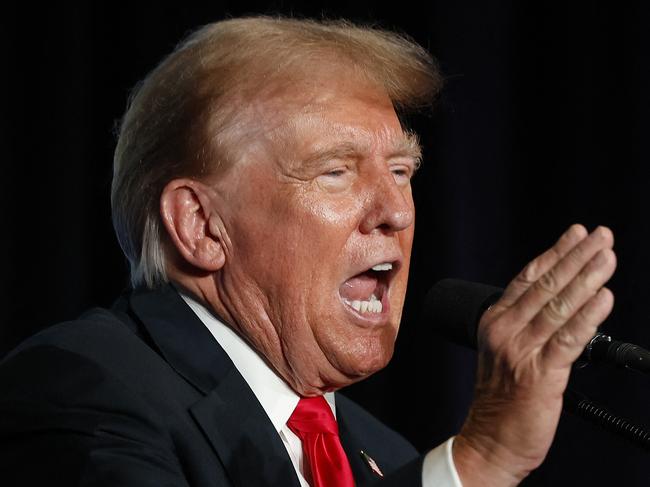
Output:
[582, 333, 650, 376]
[565, 333, 650, 450]
[563, 388, 650, 451]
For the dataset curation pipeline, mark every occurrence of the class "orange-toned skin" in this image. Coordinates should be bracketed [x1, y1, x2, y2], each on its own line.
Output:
[162, 75, 417, 396]
[160, 72, 617, 486]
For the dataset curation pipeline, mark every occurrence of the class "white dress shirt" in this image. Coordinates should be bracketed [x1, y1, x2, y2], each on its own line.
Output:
[180, 291, 462, 487]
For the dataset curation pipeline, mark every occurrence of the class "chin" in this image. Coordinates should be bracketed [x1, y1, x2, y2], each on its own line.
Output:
[289, 341, 394, 396]
[331, 334, 396, 383]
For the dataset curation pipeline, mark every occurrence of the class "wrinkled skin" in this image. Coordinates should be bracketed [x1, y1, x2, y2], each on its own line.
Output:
[454, 225, 616, 485]
[164, 74, 418, 395]
[162, 72, 617, 485]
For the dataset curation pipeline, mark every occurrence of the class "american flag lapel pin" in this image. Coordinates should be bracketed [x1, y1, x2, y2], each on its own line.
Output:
[360, 450, 384, 478]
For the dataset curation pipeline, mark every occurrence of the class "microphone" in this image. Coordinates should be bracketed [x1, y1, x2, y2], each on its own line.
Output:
[423, 278, 650, 375]
[422, 279, 502, 350]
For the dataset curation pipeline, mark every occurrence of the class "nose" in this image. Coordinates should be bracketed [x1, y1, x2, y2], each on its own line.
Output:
[358, 171, 414, 235]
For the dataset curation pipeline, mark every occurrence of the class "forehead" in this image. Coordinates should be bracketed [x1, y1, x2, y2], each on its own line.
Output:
[240, 70, 409, 148]
[217, 69, 423, 179]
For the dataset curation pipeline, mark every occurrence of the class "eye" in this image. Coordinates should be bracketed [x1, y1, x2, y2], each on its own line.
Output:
[316, 166, 353, 192]
[390, 165, 413, 185]
[391, 167, 410, 177]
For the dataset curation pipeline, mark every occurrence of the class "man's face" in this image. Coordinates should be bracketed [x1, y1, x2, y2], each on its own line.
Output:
[212, 74, 418, 395]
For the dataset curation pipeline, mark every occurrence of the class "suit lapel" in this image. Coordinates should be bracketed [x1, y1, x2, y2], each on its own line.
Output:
[337, 397, 384, 485]
[127, 285, 301, 487]
[190, 367, 301, 487]
[128, 284, 230, 393]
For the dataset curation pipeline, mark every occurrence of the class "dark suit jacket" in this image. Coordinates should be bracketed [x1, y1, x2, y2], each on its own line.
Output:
[0, 284, 424, 486]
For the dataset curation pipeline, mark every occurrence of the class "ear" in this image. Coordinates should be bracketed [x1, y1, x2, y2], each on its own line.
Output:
[160, 179, 226, 272]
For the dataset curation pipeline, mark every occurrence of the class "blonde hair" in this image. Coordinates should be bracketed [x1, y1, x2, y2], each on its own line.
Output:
[112, 16, 443, 288]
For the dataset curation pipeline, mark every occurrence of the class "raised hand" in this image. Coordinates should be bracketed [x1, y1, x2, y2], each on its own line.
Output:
[452, 224, 616, 486]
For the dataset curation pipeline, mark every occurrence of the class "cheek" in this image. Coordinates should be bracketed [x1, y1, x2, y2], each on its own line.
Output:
[227, 189, 362, 306]
[276, 190, 363, 259]
[298, 187, 366, 228]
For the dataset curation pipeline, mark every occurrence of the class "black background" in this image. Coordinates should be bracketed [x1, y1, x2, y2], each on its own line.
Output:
[1, 2, 649, 485]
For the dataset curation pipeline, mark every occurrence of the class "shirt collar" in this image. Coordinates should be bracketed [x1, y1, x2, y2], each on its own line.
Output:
[178, 290, 336, 432]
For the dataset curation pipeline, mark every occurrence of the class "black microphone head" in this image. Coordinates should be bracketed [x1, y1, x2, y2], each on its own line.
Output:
[422, 279, 503, 349]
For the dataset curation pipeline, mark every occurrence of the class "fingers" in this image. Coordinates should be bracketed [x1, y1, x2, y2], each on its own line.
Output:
[462, 225, 617, 485]
[542, 287, 615, 367]
[499, 224, 588, 308]
[525, 247, 616, 343]
[508, 226, 614, 328]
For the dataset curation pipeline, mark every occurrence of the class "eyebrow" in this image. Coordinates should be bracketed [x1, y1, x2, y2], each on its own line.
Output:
[302, 130, 423, 170]
[391, 130, 422, 169]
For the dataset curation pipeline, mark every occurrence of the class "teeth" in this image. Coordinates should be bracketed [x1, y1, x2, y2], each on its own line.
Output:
[372, 263, 393, 271]
[345, 294, 383, 314]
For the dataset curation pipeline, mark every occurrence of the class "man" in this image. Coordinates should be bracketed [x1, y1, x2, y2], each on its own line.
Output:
[0, 16, 616, 486]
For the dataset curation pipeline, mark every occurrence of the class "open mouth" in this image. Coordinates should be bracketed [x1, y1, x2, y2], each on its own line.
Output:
[338, 261, 399, 317]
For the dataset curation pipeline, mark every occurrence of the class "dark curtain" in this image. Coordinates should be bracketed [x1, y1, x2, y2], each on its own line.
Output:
[1, 2, 648, 485]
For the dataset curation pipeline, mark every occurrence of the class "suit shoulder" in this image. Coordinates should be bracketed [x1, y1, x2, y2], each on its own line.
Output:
[0, 329, 191, 487]
[0, 308, 159, 408]
[0, 308, 198, 444]
[0, 307, 194, 411]
[4, 307, 136, 358]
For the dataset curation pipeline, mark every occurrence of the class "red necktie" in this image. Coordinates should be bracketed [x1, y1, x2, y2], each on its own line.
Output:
[287, 396, 355, 487]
